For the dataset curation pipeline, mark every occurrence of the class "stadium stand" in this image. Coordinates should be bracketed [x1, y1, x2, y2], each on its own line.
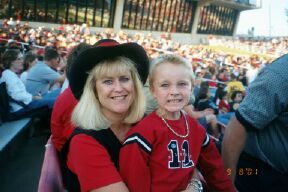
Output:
[0, 118, 33, 164]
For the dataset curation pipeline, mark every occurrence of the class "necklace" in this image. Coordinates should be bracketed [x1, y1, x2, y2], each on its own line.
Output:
[159, 110, 189, 138]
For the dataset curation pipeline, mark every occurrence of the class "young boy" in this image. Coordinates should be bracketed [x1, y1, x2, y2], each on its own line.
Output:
[119, 54, 234, 192]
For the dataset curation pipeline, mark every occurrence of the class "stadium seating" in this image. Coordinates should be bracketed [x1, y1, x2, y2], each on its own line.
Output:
[0, 118, 33, 164]
[38, 136, 65, 192]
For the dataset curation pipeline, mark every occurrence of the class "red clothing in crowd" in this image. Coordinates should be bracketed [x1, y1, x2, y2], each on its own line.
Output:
[219, 99, 230, 113]
[120, 111, 234, 192]
[209, 81, 217, 87]
[51, 86, 77, 151]
[67, 134, 123, 191]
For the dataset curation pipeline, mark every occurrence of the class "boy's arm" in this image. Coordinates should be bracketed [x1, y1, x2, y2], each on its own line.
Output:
[119, 133, 152, 192]
[198, 135, 235, 192]
[182, 169, 203, 192]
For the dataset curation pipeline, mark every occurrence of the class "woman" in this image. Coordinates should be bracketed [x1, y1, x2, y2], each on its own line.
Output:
[0, 49, 55, 116]
[62, 39, 149, 191]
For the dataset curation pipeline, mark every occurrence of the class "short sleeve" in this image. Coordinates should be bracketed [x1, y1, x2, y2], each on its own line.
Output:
[237, 69, 288, 130]
[41, 66, 60, 83]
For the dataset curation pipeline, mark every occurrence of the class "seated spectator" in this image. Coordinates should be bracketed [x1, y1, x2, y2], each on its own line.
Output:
[51, 42, 91, 152]
[194, 81, 220, 138]
[246, 63, 259, 84]
[0, 49, 54, 115]
[238, 69, 248, 87]
[218, 90, 230, 113]
[213, 82, 226, 103]
[229, 90, 244, 112]
[216, 89, 235, 125]
[226, 73, 245, 101]
[20, 51, 37, 83]
[195, 81, 219, 114]
[217, 68, 229, 82]
[25, 48, 65, 97]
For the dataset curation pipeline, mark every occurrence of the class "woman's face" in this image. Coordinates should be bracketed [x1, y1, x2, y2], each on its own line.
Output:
[11, 53, 24, 73]
[96, 70, 135, 118]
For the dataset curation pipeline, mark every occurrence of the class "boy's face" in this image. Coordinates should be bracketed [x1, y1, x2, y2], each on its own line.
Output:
[235, 93, 243, 102]
[151, 62, 193, 118]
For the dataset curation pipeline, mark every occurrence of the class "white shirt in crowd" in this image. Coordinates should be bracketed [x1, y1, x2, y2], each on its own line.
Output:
[0, 69, 32, 112]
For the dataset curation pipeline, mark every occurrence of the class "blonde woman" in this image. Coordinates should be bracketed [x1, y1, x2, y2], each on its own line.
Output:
[62, 39, 149, 192]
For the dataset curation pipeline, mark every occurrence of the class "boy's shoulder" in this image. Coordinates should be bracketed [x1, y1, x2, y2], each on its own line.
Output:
[127, 111, 160, 136]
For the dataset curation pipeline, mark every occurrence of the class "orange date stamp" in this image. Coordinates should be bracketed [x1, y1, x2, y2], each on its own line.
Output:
[227, 168, 259, 176]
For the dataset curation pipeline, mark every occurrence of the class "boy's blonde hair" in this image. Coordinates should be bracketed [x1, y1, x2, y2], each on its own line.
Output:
[149, 54, 195, 87]
[72, 57, 146, 130]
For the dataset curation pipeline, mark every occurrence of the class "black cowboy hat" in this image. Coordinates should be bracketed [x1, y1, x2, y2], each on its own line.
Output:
[69, 39, 150, 100]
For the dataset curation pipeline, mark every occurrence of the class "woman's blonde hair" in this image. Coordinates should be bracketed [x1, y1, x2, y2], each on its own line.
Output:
[149, 54, 195, 87]
[72, 57, 146, 130]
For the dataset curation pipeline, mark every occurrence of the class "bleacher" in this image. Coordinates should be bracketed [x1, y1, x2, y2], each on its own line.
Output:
[0, 118, 33, 164]
[0, 78, 52, 163]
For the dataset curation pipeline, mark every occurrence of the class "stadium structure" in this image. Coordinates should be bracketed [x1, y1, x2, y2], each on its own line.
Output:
[0, 0, 261, 44]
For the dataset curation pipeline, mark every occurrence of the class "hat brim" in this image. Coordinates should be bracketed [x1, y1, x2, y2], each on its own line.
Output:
[69, 42, 149, 100]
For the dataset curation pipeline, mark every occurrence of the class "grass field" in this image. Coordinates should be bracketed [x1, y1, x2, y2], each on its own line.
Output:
[199, 45, 277, 59]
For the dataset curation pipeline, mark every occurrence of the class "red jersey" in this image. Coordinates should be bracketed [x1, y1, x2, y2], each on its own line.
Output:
[120, 111, 234, 192]
[51, 87, 77, 151]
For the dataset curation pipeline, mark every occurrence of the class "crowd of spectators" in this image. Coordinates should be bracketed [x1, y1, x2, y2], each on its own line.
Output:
[0, 20, 284, 125]
[0, 19, 282, 126]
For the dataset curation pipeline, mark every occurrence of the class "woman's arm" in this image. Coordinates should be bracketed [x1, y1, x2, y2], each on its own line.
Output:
[198, 134, 235, 192]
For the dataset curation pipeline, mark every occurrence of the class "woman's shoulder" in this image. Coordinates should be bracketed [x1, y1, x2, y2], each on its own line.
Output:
[1, 69, 16, 79]
[71, 132, 100, 144]
[1, 70, 22, 85]
[70, 131, 108, 150]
